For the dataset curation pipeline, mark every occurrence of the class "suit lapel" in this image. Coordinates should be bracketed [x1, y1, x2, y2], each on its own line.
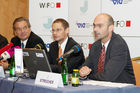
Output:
[55, 42, 59, 58]
[64, 37, 72, 53]
[93, 41, 102, 72]
[105, 32, 116, 64]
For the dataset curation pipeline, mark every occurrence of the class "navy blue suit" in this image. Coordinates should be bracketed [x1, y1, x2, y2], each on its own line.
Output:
[11, 32, 47, 53]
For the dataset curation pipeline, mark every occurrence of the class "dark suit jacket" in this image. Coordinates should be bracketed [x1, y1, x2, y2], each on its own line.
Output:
[83, 32, 136, 84]
[48, 37, 85, 73]
[11, 32, 47, 53]
[0, 34, 8, 49]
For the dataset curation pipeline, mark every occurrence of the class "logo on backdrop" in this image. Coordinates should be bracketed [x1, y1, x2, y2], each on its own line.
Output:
[39, 2, 61, 8]
[80, 43, 92, 50]
[111, 0, 132, 5]
[80, 0, 88, 13]
[114, 20, 131, 27]
[76, 21, 92, 29]
[43, 17, 53, 30]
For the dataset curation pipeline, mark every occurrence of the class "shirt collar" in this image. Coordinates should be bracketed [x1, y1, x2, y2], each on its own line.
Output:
[21, 39, 28, 48]
[58, 37, 68, 54]
[101, 39, 110, 52]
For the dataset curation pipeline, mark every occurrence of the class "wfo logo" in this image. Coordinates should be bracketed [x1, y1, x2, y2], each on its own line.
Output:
[80, 0, 88, 13]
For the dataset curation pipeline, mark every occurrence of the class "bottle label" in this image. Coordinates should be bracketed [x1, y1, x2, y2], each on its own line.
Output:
[10, 68, 16, 76]
[62, 73, 68, 85]
[12, 68, 16, 75]
[72, 77, 79, 84]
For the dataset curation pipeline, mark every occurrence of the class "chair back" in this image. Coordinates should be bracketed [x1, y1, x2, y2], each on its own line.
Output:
[132, 61, 140, 86]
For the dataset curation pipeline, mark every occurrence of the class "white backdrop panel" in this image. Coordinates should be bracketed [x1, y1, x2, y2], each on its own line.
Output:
[101, 0, 140, 36]
[123, 37, 140, 58]
[69, 0, 101, 36]
[29, 0, 68, 37]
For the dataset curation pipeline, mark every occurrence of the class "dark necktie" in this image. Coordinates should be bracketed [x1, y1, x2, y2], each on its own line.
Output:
[21, 42, 24, 48]
[97, 45, 105, 73]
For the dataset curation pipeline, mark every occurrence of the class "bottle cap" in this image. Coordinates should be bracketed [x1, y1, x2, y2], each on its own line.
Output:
[73, 69, 79, 71]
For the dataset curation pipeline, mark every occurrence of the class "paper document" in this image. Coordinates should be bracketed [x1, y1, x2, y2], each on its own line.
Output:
[83, 80, 133, 88]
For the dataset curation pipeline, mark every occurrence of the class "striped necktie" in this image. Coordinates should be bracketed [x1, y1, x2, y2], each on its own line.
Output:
[97, 45, 105, 73]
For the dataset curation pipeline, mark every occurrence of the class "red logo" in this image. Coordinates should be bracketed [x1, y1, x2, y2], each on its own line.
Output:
[56, 2, 61, 8]
[88, 44, 92, 49]
[126, 20, 131, 27]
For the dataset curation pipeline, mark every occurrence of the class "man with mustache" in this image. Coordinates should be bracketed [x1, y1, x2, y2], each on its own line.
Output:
[79, 13, 136, 84]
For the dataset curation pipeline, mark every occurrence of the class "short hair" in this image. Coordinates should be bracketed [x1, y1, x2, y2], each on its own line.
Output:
[13, 17, 31, 30]
[104, 13, 114, 26]
[52, 18, 69, 29]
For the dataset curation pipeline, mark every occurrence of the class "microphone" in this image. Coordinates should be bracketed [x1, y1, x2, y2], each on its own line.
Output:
[34, 43, 44, 49]
[56, 44, 81, 61]
[0, 46, 20, 60]
[0, 42, 14, 55]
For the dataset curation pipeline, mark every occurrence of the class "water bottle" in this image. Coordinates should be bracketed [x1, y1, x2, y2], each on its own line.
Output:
[10, 55, 16, 77]
[61, 58, 68, 85]
[72, 69, 79, 87]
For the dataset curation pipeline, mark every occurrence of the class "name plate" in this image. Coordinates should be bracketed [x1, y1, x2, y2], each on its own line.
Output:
[15, 49, 24, 73]
[35, 71, 64, 88]
[0, 66, 5, 78]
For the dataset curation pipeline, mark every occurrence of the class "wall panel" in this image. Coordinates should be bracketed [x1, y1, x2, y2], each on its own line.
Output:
[0, 0, 29, 41]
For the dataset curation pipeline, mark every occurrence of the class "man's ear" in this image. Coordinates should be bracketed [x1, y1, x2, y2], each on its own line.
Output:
[109, 25, 114, 32]
[65, 28, 69, 34]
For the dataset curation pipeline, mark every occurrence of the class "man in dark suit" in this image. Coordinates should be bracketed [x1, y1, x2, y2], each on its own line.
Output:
[0, 34, 9, 69]
[11, 17, 47, 53]
[0, 34, 8, 49]
[48, 18, 85, 73]
[79, 13, 136, 84]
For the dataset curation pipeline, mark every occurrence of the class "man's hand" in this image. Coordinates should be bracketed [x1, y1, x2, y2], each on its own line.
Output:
[0, 60, 9, 69]
[79, 66, 92, 77]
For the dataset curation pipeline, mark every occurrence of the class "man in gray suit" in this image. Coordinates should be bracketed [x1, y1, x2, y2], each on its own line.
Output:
[79, 13, 136, 84]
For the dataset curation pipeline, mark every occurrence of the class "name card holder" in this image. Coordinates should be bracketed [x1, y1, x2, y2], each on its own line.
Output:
[35, 71, 64, 88]
[0, 66, 5, 78]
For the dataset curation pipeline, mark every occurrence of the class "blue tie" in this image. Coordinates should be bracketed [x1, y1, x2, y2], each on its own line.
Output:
[21, 43, 24, 48]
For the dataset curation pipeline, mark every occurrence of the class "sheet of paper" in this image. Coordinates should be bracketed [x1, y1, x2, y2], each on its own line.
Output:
[83, 80, 133, 88]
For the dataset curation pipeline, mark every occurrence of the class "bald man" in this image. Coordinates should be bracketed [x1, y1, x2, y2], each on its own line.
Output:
[79, 13, 136, 84]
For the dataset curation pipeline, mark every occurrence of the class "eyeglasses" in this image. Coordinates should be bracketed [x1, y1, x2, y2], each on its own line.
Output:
[15, 26, 28, 32]
[50, 28, 63, 33]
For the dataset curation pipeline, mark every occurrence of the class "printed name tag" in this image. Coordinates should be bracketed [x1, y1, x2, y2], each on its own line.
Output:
[0, 66, 5, 78]
[35, 71, 64, 88]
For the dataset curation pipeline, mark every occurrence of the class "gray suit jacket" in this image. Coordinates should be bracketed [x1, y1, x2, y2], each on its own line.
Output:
[83, 32, 136, 84]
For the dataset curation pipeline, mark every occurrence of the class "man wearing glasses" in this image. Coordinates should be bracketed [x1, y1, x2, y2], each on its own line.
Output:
[48, 18, 85, 73]
[11, 17, 47, 54]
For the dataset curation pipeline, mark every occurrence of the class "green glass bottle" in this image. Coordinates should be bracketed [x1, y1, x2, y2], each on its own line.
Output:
[61, 58, 68, 85]
[72, 69, 79, 87]
[10, 55, 16, 77]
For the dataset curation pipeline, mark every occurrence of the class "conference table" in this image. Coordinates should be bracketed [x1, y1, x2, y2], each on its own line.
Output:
[0, 75, 140, 93]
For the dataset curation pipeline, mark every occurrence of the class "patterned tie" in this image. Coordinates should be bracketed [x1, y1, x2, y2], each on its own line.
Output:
[21, 42, 24, 48]
[58, 45, 62, 64]
[97, 45, 105, 73]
